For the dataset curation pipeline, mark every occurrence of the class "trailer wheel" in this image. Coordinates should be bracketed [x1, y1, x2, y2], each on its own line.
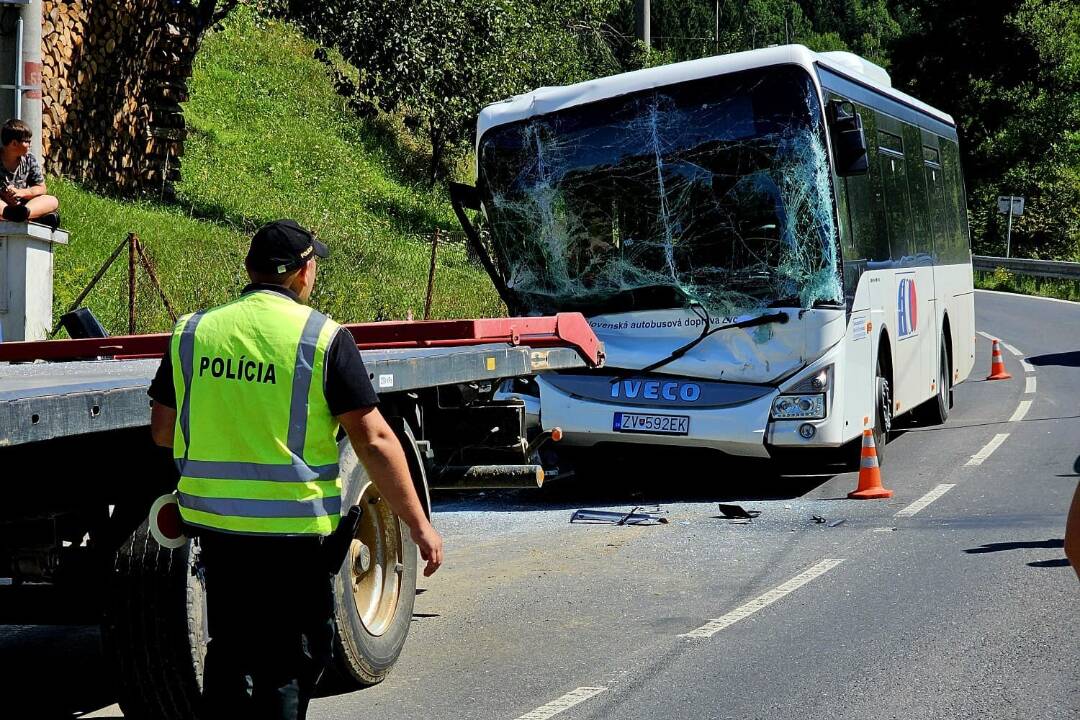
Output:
[102, 520, 208, 720]
[328, 438, 419, 688]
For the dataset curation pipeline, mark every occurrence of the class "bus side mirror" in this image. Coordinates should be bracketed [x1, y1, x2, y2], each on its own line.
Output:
[829, 100, 869, 176]
[449, 182, 481, 210]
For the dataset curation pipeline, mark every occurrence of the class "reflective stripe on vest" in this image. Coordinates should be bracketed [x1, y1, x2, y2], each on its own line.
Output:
[171, 292, 342, 536]
[176, 310, 205, 461]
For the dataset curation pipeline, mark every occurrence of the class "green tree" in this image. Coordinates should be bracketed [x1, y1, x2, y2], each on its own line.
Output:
[284, 0, 626, 181]
[890, 0, 1080, 258]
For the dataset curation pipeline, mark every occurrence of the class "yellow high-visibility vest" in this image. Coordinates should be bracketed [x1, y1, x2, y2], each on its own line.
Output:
[169, 290, 342, 536]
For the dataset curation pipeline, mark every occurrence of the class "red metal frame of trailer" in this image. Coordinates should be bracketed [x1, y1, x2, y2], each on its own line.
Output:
[0, 313, 604, 366]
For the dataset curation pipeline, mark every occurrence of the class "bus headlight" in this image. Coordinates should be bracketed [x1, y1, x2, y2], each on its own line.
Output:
[788, 364, 833, 393]
[771, 394, 826, 420]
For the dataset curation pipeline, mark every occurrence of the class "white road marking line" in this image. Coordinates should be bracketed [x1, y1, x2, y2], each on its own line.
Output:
[515, 688, 607, 720]
[895, 484, 956, 517]
[679, 559, 844, 639]
[1001, 341, 1023, 357]
[976, 330, 996, 341]
[1009, 400, 1032, 423]
[1021, 358, 1035, 373]
[965, 433, 1010, 466]
[1025, 376, 1037, 394]
[976, 288, 1080, 307]
[873, 527, 897, 533]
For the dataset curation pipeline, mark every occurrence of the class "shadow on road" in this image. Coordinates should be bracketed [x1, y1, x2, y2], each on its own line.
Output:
[1027, 559, 1071, 568]
[0, 624, 119, 718]
[965, 538, 1064, 553]
[434, 446, 837, 512]
[1027, 350, 1080, 368]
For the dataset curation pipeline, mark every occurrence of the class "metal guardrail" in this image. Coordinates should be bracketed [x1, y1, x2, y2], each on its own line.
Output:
[973, 256, 1080, 281]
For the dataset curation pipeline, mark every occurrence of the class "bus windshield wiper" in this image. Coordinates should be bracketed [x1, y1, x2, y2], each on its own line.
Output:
[611, 303, 789, 380]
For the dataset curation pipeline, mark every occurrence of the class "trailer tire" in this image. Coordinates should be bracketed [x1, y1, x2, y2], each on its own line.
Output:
[327, 436, 419, 688]
[102, 520, 208, 720]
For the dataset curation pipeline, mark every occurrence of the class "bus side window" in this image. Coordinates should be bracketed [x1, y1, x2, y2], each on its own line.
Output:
[903, 123, 933, 263]
[845, 104, 890, 263]
[878, 126, 914, 263]
[940, 139, 971, 264]
[923, 143, 949, 261]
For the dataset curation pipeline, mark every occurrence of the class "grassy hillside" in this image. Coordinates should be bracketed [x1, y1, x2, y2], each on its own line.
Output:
[52, 6, 500, 335]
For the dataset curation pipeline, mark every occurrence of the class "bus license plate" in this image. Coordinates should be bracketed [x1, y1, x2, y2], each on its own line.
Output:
[613, 412, 689, 436]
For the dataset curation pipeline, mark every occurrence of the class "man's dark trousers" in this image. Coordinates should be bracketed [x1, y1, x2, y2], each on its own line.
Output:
[199, 532, 335, 720]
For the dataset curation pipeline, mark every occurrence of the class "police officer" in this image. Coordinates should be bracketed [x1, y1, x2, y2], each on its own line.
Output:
[148, 219, 443, 719]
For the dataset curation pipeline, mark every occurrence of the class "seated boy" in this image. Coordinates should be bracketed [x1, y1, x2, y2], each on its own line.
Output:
[0, 118, 59, 224]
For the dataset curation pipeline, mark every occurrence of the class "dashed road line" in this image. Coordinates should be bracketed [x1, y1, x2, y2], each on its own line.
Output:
[1001, 341, 1023, 357]
[895, 484, 956, 517]
[965, 433, 1010, 466]
[976, 331, 1024, 355]
[1025, 376, 1037, 394]
[514, 688, 607, 720]
[1009, 399, 1032, 423]
[1021, 357, 1035, 373]
[679, 559, 845, 639]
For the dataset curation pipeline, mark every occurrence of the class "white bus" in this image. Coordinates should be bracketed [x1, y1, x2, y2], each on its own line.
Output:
[451, 45, 975, 466]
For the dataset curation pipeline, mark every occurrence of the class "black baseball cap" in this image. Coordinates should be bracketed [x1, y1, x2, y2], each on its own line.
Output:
[246, 219, 329, 274]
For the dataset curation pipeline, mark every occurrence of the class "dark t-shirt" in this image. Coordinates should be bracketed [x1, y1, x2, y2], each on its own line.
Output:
[148, 285, 379, 416]
[0, 153, 44, 189]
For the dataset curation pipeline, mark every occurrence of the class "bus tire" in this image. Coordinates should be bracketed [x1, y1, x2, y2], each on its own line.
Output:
[327, 439, 418, 688]
[917, 343, 951, 425]
[873, 360, 892, 466]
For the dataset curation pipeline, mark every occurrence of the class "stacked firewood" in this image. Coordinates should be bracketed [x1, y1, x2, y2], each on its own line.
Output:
[40, 1, 233, 199]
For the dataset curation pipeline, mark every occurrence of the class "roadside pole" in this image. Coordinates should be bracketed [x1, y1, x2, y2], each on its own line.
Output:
[1006, 203, 1013, 258]
[997, 195, 1025, 258]
[19, 0, 43, 158]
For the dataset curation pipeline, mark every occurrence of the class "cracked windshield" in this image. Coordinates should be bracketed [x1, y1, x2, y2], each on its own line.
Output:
[478, 66, 844, 318]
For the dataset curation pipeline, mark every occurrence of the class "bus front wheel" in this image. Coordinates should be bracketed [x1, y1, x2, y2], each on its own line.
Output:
[873, 362, 892, 466]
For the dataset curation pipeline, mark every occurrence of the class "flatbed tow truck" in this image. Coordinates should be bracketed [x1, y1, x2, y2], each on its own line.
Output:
[0, 314, 603, 719]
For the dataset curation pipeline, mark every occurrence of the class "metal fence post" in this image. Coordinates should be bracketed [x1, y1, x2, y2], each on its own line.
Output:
[424, 229, 440, 321]
[127, 233, 137, 335]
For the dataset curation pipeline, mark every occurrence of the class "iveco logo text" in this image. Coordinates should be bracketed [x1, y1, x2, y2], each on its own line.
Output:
[610, 380, 701, 402]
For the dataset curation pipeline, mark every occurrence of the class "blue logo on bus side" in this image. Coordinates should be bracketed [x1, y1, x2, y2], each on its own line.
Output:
[897, 277, 918, 338]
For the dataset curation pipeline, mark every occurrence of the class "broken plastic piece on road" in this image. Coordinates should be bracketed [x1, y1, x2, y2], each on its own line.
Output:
[717, 504, 762, 521]
[570, 507, 669, 526]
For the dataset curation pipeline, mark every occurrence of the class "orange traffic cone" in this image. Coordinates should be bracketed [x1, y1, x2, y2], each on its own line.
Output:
[986, 339, 1012, 380]
[848, 429, 893, 499]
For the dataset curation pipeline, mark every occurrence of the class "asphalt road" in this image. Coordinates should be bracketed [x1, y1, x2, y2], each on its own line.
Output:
[5, 289, 1078, 719]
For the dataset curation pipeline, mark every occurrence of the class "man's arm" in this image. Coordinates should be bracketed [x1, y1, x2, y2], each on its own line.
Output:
[1065, 481, 1080, 581]
[151, 401, 176, 448]
[337, 406, 443, 577]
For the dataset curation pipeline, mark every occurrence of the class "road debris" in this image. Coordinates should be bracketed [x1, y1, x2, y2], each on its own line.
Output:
[717, 504, 762, 522]
[570, 507, 669, 526]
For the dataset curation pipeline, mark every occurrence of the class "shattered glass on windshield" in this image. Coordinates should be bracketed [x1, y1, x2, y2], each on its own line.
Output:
[478, 66, 844, 317]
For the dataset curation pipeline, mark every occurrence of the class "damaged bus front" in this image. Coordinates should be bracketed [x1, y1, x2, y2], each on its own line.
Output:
[452, 46, 972, 464]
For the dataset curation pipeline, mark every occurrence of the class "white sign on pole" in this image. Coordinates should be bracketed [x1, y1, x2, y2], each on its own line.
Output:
[997, 196, 1025, 216]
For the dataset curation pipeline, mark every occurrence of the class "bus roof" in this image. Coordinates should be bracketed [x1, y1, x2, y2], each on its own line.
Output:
[476, 45, 955, 143]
